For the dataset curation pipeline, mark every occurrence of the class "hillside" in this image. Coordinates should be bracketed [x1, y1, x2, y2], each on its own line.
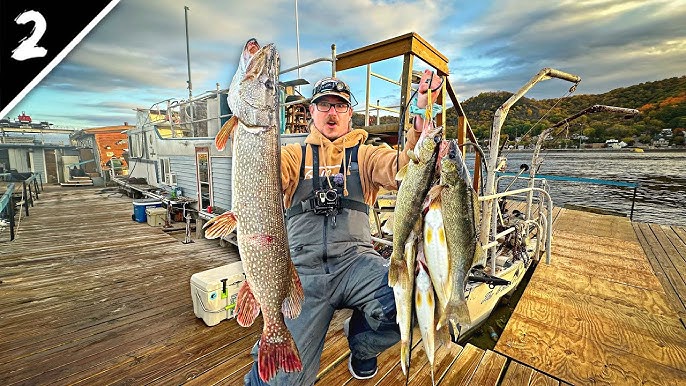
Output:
[451, 75, 686, 147]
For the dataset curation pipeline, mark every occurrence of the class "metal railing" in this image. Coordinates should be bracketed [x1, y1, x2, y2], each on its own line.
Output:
[0, 183, 16, 240]
[0, 172, 43, 241]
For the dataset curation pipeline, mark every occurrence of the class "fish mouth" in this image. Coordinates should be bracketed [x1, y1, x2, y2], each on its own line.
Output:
[448, 139, 458, 159]
[244, 38, 260, 55]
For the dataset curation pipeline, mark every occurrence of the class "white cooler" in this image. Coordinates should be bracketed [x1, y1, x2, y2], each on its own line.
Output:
[190, 261, 246, 326]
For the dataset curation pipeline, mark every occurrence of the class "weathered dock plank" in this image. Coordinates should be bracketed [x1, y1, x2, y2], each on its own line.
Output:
[3, 186, 685, 386]
[439, 343, 483, 385]
[497, 210, 686, 386]
[500, 360, 534, 386]
[467, 349, 507, 386]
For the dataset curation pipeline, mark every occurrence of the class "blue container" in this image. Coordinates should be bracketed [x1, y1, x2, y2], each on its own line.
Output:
[133, 199, 162, 223]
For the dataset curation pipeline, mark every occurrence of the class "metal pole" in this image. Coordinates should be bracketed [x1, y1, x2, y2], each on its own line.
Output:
[294, 0, 301, 83]
[630, 186, 637, 220]
[22, 181, 29, 216]
[184, 6, 195, 136]
[376, 99, 380, 125]
[365, 64, 371, 126]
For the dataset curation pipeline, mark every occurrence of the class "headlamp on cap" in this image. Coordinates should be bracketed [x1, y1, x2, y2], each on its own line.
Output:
[311, 77, 355, 105]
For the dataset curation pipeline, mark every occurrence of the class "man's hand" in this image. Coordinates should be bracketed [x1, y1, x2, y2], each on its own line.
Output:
[413, 69, 443, 132]
[417, 69, 443, 109]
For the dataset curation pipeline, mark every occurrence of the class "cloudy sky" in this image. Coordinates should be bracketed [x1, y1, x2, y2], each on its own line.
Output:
[4, 0, 685, 128]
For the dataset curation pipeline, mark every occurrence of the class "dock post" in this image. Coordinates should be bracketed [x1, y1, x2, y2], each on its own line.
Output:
[629, 185, 638, 221]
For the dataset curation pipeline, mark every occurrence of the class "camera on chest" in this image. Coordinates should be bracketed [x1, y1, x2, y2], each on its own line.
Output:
[312, 188, 340, 215]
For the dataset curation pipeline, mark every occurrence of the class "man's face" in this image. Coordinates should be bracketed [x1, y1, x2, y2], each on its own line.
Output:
[309, 95, 352, 140]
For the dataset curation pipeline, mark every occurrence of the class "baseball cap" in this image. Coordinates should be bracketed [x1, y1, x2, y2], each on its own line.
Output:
[311, 77, 351, 104]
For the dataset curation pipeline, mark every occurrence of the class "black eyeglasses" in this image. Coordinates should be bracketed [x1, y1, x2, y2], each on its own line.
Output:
[313, 79, 351, 96]
[315, 101, 350, 113]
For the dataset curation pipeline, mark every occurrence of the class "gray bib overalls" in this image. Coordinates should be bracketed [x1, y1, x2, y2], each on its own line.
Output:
[245, 143, 400, 386]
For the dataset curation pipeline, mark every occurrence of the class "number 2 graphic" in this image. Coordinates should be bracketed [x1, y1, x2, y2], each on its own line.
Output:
[11, 10, 48, 61]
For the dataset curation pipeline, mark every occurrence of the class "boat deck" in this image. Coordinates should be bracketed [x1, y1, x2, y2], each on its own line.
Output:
[1, 186, 685, 385]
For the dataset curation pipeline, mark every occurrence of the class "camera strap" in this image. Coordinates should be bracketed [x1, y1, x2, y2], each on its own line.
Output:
[285, 143, 368, 219]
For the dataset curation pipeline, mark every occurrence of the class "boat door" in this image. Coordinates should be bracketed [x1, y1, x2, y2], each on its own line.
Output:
[196, 147, 212, 211]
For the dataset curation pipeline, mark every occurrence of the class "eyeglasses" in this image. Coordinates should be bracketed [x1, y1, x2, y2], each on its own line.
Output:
[312, 78, 351, 97]
[315, 101, 350, 113]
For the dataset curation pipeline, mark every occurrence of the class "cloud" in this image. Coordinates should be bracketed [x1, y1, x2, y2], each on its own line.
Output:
[446, 0, 686, 100]
[5, 0, 684, 128]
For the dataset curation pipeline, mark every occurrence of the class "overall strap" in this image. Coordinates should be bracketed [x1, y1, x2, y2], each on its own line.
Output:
[299, 144, 307, 180]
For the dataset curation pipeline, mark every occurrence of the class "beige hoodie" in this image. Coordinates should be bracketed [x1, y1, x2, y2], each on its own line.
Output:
[281, 122, 421, 208]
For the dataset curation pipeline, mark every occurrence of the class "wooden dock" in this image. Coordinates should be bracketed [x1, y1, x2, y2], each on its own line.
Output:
[1, 186, 685, 385]
[496, 209, 686, 385]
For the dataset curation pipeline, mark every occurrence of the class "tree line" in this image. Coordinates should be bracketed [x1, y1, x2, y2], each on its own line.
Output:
[354, 75, 686, 148]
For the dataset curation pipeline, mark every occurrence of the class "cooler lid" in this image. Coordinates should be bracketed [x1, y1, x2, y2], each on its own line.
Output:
[190, 261, 245, 290]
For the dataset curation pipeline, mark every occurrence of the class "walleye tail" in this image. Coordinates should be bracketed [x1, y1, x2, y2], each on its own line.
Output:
[215, 115, 238, 151]
[400, 340, 410, 375]
[282, 261, 304, 319]
[235, 281, 261, 327]
[436, 298, 471, 332]
[258, 322, 303, 382]
[202, 211, 237, 239]
[388, 253, 408, 287]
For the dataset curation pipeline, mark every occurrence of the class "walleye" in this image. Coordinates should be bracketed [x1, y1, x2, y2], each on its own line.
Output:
[392, 224, 419, 375]
[430, 140, 482, 333]
[422, 189, 450, 312]
[388, 124, 442, 288]
[414, 240, 436, 386]
[203, 39, 304, 383]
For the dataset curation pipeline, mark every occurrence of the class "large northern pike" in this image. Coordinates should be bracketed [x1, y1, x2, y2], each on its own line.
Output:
[429, 140, 482, 333]
[204, 39, 304, 383]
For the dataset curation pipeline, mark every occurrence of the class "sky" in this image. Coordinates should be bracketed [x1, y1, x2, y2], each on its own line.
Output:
[4, 0, 685, 129]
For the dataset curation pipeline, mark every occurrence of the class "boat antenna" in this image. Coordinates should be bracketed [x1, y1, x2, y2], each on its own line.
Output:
[294, 0, 301, 92]
[184, 5, 195, 137]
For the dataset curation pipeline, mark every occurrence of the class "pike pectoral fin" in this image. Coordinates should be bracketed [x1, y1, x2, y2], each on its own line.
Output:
[202, 211, 237, 239]
[282, 261, 304, 319]
[235, 281, 261, 327]
[215, 116, 238, 151]
[258, 322, 303, 382]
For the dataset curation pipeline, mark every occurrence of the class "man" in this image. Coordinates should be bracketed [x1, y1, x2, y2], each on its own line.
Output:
[244, 72, 442, 386]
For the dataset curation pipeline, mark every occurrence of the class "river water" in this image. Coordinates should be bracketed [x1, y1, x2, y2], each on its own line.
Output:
[466, 150, 686, 227]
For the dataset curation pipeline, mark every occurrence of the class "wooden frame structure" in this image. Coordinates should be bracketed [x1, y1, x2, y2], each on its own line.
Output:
[335, 31, 483, 190]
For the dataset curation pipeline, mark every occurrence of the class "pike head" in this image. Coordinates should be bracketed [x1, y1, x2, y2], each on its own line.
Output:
[227, 39, 280, 129]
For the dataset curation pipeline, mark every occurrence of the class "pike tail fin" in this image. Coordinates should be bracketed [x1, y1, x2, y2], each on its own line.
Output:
[215, 115, 238, 151]
[258, 321, 303, 382]
[282, 261, 304, 319]
[202, 211, 237, 239]
[235, 281, 261, 327]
